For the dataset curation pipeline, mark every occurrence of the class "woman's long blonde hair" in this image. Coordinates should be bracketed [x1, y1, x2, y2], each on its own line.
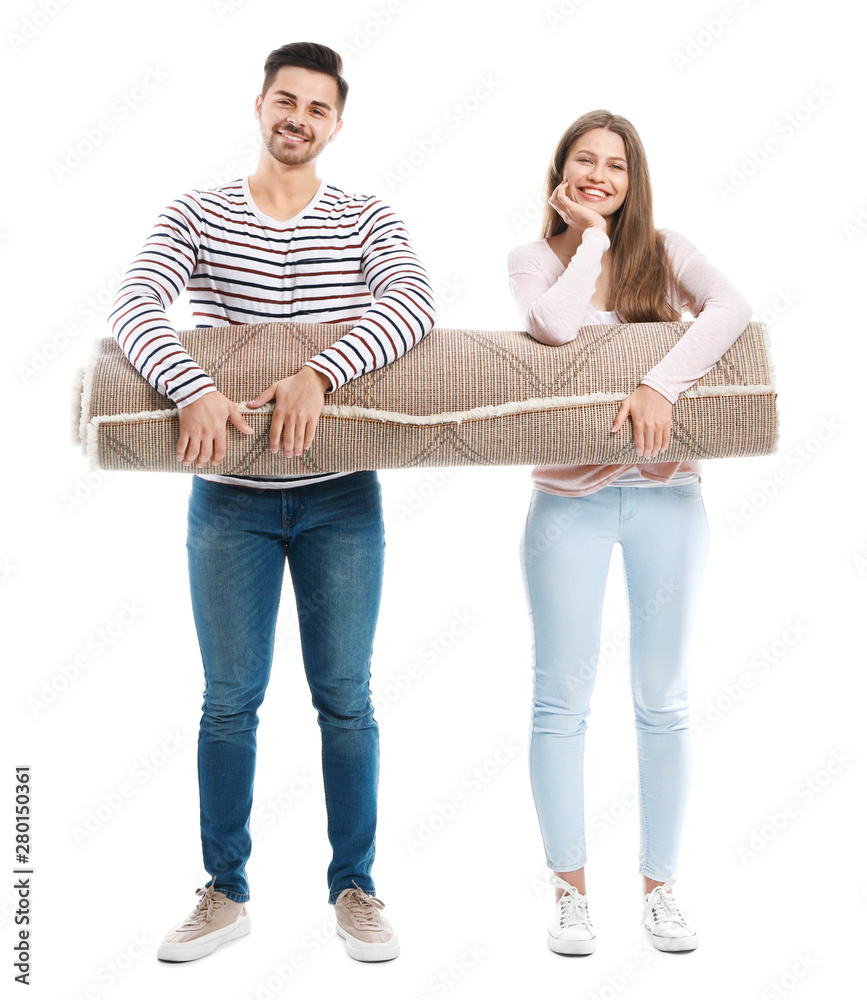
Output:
[541, 110, 679, 323]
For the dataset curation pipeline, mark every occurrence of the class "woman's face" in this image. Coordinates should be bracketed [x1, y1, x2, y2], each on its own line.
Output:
[561, 127, 629, 217]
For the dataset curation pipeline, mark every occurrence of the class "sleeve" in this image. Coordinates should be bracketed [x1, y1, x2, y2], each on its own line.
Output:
[302, 198, 436, 390]
[638, 229, 753, 404]
[108, 192, 217, 410]
[507, 228, 610, 346]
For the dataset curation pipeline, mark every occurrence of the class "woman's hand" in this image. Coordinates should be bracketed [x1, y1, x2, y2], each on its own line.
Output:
[610, 384, 673, 458]
[548, 180, 608, 234]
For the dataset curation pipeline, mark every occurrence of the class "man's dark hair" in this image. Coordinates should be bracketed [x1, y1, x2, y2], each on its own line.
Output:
[262, 42, 348, 117]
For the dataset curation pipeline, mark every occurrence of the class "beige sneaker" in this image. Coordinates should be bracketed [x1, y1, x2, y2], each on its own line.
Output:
[157, 883, 251, 962]
[333, 883, 399, 962]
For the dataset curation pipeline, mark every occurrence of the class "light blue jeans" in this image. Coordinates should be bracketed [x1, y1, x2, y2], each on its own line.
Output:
[521, 483, 709, 880]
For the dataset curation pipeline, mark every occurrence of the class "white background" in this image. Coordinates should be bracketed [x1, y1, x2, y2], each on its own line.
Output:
[3, 0, 864, 998]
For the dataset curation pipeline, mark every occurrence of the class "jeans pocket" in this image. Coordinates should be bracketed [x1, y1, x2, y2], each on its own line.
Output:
[664, 481, 702, 499]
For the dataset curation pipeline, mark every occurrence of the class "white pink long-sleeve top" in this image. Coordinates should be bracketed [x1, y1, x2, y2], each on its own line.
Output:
[508, 227, 752, 496]
[109, 176, 435, 488]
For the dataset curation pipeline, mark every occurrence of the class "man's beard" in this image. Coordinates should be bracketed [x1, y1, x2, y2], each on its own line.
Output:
[260, 121, 328, 166]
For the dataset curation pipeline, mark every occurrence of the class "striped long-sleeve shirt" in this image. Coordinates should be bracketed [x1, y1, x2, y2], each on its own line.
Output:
[109, 176, 436, 488]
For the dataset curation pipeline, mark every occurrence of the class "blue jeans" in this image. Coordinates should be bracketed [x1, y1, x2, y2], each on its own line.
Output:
[186, 472, 384, 903]
[521, 483, 709, 880]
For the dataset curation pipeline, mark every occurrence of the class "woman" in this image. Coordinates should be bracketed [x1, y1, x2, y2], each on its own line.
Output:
[509, 110, 751, 955]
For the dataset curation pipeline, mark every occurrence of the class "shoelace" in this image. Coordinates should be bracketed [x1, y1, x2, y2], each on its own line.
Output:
[342, 882, 386, 929]
[642, 876, 687, 926]
[178, 884, 227, 930]
[549, 874, 593, 930]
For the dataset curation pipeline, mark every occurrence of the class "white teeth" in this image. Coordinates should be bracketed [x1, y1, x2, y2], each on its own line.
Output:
[581, 187, 608, 198]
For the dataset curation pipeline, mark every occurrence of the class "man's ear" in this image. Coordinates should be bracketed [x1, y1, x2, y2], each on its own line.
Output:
[329, 118, 344, 143]
[254, 93, 263, 119]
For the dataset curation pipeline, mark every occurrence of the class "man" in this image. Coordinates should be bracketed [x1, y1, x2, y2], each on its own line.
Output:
[109, 41, 435, 963]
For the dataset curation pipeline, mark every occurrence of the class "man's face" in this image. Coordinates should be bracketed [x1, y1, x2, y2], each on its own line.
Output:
[255, 65, 343, 167]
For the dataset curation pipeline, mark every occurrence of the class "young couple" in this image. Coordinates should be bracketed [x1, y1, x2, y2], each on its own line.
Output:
[109, 41, 751, 964]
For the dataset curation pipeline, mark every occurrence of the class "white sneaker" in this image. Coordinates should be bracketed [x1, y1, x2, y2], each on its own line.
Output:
[547, 874, 596, 955]
[641, 876, 698, 952]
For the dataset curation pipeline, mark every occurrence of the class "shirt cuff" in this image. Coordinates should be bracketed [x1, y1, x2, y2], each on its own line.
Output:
[638, 378, 677, 405]
[303, 359, 339, 393]
[580, 226, 610, 250]
[173, 384, 217, 409]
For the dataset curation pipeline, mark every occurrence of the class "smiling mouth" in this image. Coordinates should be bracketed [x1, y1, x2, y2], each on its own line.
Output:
[578, 187, 610, 199]
[276, 129, 309, 144]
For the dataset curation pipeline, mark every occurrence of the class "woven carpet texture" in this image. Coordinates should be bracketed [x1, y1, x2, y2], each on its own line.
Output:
[73, 321, 778, 474]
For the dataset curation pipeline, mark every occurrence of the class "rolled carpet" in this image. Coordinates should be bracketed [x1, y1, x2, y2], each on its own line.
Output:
[72, 320, 778, 473]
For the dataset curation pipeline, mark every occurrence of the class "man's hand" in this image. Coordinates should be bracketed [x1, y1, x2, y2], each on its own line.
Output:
[610, 384, 673, 459]
[247, 365, 331, 457]
[177, 390, 254, 467]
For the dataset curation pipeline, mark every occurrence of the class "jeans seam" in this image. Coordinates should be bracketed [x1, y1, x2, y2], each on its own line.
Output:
[621, 544, 650, 875]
